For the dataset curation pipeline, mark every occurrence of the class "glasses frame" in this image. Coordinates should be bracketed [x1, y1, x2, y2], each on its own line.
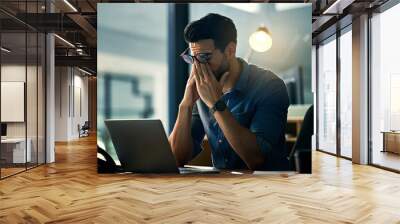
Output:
[180, 47, 214, 64]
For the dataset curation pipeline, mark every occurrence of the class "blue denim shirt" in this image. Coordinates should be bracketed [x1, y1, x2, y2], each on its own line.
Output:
[191, 58, 290, 170]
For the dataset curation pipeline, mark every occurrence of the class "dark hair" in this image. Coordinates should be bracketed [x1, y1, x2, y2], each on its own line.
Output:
[184, 13, 237, 52]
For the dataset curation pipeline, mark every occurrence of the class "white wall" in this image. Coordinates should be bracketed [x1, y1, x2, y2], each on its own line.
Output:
[55, 67, 89, 141]
[1, 63, 46, 164]
[55, 66, 68, 141]
[1, 65, 35, 138]
[1, 66, 26, 138]
[71, 73, 89, 138]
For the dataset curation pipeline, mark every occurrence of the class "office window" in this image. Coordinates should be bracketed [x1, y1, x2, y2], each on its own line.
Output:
[97, 4, 168, 161]
[317, 35, 337, 154]
[371, 3, 400, 171]
[339, 27, 352, 158]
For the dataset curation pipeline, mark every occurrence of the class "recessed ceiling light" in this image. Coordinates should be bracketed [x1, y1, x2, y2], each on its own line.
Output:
[322, 0, 353, 14]
[54, 34, 75, 48]
[78, 67, 92, 76]
[63, 0, 78, 12]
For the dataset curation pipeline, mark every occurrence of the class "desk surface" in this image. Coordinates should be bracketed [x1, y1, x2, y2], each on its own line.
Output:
[1, 138, 26, 143]
[381, 131, 400, 134]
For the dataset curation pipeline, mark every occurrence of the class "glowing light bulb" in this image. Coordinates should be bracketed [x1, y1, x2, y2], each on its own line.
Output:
[249, 26, 272, 52]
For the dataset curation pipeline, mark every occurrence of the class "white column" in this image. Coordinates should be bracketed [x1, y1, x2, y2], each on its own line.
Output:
[45, 1, 55, 163]
[46, 33, 55, 163]
[352, 14, 369, 164]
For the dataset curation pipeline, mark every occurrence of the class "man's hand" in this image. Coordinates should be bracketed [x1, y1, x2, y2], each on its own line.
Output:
[193, 61, 265, 169]
[181, 66, 200, 108]
[193, 61, 229, 108]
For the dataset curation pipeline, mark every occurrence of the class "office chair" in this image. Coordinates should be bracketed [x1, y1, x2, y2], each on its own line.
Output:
[79, 121, 90, 138]
[287, 105, 313, 173]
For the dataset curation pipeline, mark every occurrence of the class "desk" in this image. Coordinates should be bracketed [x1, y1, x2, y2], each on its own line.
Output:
[1, 138, 31, 164]
[115, 165, 296, 176]
[381, 131, 400, 154]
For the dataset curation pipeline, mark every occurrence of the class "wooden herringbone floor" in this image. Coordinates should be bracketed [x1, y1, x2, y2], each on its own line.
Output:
[1, 135, 400, 224]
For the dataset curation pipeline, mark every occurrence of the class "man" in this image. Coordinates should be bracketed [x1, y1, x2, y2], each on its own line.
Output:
[168, 13, 290, 171]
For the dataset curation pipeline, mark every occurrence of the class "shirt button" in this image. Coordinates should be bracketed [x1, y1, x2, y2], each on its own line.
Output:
[218, 139, 223, 143]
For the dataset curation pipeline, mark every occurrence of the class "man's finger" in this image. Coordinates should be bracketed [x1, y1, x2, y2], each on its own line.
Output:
[194, 62, 202, 82]
[197, 62, 206, 82]
[193, 63, 202, 84]
[200, 63, 209, 82]
[188, 72, 196, 85]
[188, 68, 195, 79]
[205, 64, 217, 84]
[219, 71, 230, 86]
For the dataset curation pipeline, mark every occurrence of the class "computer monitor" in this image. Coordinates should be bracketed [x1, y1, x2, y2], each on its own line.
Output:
[1, 123, 7, 137]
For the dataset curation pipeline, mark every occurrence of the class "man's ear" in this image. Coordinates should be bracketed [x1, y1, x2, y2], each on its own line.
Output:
[225, 42, 236, 59]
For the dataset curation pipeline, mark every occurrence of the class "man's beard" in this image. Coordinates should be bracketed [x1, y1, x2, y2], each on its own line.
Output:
[213, 57, 229, 81]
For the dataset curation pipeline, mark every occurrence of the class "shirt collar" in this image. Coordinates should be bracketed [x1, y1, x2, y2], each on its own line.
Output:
[232, 57, 249, 93]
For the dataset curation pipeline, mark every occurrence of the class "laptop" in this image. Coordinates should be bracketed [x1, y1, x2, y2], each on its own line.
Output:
[104, 119, 219, 174]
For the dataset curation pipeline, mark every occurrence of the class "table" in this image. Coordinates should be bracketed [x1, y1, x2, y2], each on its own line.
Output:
[1, 138, 31, 164]
[113, 165, 297, 176]
[381, 131, 400, 154]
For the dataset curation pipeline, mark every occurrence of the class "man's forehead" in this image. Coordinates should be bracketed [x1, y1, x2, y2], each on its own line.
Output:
[189, 40, 214, 53]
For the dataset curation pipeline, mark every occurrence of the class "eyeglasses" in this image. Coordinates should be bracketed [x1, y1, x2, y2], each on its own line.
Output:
[180, 47, 213, 64]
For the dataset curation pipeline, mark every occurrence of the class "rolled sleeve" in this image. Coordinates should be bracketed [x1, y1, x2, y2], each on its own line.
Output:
[249, 78, 289, 160]
[191, 104, 205, 159]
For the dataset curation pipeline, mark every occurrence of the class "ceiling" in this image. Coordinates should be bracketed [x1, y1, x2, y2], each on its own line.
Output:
[0, 0, 393, 75]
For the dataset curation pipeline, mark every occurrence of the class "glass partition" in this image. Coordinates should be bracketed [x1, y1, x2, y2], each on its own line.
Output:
[317, 35, 337, 154]
[1, 30, 28, 177]
[0, 1, 46, 179]
[339, 27, 352, 158]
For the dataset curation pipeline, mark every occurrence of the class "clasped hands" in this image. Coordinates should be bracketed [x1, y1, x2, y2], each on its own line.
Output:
[183, 61, 229, 109]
